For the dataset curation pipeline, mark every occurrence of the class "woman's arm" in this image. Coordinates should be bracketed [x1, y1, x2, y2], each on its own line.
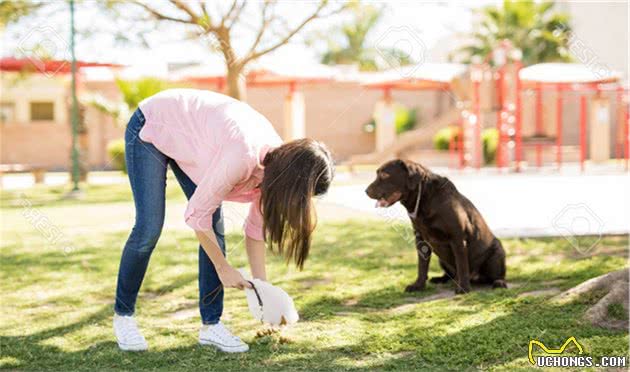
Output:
[195, 230, 250, 289]
[246, 236, 267, 280]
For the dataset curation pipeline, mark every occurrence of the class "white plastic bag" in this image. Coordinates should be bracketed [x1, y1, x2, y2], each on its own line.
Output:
[239, 269, 299, 326]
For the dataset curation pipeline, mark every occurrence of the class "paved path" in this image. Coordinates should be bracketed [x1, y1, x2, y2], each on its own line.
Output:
[323, 170, 630, 238]
[3, 168, 629, 239]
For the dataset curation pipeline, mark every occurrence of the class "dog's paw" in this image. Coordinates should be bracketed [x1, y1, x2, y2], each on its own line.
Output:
[454, 285, 471, 295]
[492, 280, 508, 289]
[405, 282, 426, 292]
[429, 275, 451, 284]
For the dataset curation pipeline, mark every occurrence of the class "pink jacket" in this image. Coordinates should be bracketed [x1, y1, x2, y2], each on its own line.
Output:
[138, 89, 282, 240]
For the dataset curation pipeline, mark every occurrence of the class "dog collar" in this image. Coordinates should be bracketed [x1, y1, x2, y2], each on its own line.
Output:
[408, 183, 422, 219]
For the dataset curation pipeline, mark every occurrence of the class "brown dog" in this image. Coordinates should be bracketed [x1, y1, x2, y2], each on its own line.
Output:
[366, 159, 507, 294]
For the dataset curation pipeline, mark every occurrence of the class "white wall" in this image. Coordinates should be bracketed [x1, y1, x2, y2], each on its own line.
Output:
[559, 0, 629, 80]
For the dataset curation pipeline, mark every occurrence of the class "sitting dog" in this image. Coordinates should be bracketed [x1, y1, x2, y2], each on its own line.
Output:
[366, 159, 507, 294]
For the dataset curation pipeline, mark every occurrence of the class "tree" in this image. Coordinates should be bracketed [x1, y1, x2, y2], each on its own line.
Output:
[83, 77, 172, 126]
[554, 268, 628, 330]
[84, 77, 173, 172]
[319, 3, 380, 71]
[317, 2, 412, 71]
[454, 0, 572, 66]
[114, 0, 348, 100]
[0, 0, 43, 27]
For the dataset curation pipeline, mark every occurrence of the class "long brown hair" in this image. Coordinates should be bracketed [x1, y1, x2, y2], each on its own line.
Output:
[260, 139, 334, 269]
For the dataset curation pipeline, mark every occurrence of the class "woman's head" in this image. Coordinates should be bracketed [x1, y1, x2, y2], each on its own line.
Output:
[260, 138, 334, 269]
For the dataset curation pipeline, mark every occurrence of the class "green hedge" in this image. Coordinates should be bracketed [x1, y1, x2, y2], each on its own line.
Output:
[433, 126, 461, 151]
[363, 106, 419, 135]
[107, 139, 126, 173]
[433, 127, 498, 165]
[482, 128, 498, 165]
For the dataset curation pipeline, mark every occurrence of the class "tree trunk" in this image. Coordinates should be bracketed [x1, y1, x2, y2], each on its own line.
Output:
[214, 26, 246, 101]
[226, 65, 246, 100]
[78, 104, 89, 182]
[554, 268, 629, 330]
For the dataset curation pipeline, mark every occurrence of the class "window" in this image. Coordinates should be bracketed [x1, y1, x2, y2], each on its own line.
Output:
[30, 102, 55, 121]
[0, 102, 15, 123]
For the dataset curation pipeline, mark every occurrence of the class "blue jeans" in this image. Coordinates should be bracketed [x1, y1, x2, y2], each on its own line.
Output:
[114, 109, 225, 324]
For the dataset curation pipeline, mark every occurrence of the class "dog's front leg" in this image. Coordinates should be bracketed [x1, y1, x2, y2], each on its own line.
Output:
[405, 234, 431, 292]
[452, 239, 471, 294]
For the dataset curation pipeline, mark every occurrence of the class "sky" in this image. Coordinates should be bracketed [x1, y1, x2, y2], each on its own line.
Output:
[1, 1, 499, 76]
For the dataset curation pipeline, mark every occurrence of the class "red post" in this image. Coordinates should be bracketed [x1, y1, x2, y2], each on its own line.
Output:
[459, 113, 465, 169]
[449, 134, 454, 168]
[383, 86, 391, 102]
[474, 80, 481, 169]
[616, 87, 622, 161]
[515, 64, 522, 172]
[556, 85, 563, 170]
[535, 83, 543, 168]
[625, 102, 629, 171]
[496, 67, 504, 168]
[579, 95, 587, 172]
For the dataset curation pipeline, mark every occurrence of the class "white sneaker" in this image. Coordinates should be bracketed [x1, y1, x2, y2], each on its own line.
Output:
[113, 314, 148, 351]
[199, 322, 249, 353]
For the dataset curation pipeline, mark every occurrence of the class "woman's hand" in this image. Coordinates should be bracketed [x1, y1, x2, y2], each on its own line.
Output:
[217, 264, 251, 290]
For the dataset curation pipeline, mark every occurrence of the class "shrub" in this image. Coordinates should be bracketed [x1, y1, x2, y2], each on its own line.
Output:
[115, 78, 172, 110]
[433, 127, 498, 165]
[482, 128, 498, 164]
[433, 126, 461, 151]
[363, 105, 419, 134]
[107, 139, 126, 173]
[395, 107, 417, 134]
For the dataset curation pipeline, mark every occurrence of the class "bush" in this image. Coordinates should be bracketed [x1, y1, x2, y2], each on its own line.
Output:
[482, 128, 498, 164]
[115, 78, 172, 109]
[433, 126, 461, 151]
[395, 107, 417, 134]
[107, 139, 126, 173]
[433, 127, 498, 165]
[363, 105, 419, 135]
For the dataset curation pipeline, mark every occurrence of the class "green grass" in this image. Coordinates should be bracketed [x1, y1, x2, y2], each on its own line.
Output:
[1, 184, 628, 371]
[607, 304, 629, 321]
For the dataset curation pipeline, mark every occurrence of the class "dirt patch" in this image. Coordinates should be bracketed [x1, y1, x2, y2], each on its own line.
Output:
[299, 276, 334, 288]
[343, 298, 359, 307]
[170, 308, 197, 320]
[386, 290, 455, 315]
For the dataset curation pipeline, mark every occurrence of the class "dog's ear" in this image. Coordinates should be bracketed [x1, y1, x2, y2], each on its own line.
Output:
[399, 159, 421, 190]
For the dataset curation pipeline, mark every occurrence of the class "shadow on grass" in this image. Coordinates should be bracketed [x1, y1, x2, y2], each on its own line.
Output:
[297, 258, 630, 323]
[2, 300, 627, 371]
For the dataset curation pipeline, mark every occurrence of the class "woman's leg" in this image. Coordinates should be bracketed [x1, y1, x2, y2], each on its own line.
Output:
[170, 160, 226, 325]
[114, 110, 169, 316]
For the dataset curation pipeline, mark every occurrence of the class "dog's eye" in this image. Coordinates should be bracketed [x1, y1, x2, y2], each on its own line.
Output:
[379, 172, 390, 180]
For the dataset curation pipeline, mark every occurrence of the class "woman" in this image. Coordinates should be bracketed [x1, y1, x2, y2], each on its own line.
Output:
[113, 89, 334, 353]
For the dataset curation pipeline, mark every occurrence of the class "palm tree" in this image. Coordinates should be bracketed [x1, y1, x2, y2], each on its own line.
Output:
[455, 0, 572, 66]
[83, 77, 171, 126]
[319, 3, 412, 71]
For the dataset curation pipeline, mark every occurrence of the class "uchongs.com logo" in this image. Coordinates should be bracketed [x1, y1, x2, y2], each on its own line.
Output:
[528, 336, 627, 368]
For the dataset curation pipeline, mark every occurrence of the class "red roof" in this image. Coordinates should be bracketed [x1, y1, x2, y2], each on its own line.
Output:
[0, 57, 122, 74]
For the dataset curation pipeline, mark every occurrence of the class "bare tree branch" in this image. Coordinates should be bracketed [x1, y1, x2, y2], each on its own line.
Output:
[200, 0, 209, 17]
[244, 1, 273, 58]
[197, 0, 214, 32]
[170, 0, 200, 22]
[128, 0, 193, 25]
[225, 0, 247, 29]
[220, 0, 239, 28]
[243, 1, 346, 63]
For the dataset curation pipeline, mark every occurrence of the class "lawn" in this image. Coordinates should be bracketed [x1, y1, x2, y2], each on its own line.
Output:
[1, 183, 628, 371]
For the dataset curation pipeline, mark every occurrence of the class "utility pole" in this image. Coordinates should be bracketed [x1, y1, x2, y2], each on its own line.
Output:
[69, 0, 80, 191]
